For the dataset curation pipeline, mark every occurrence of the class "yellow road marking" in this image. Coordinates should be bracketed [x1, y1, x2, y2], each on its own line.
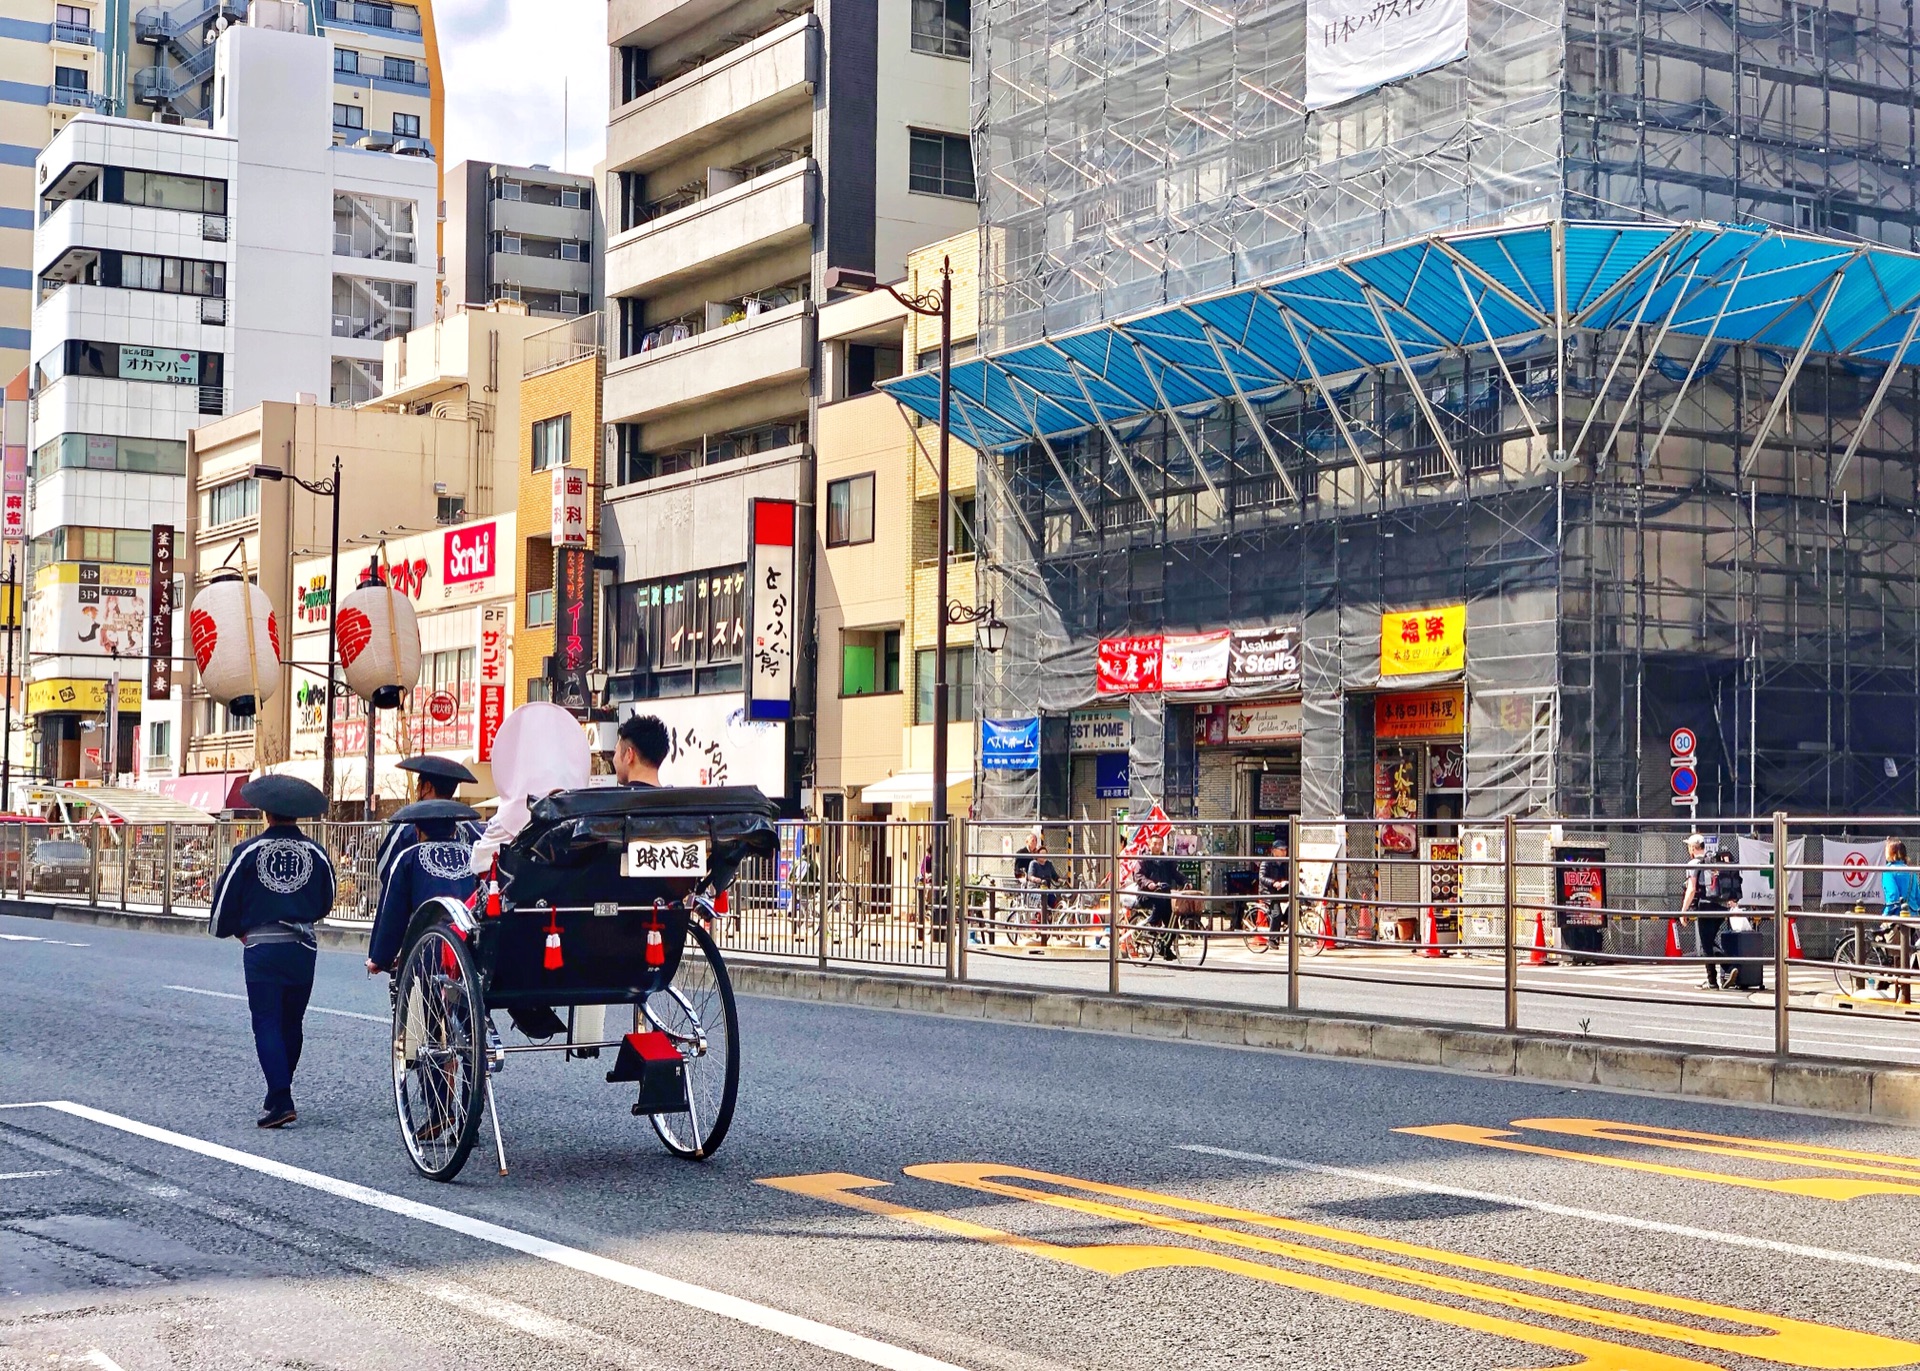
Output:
[1398, 1118, 1920, 1202]
[763, 1166, 1920, 1371]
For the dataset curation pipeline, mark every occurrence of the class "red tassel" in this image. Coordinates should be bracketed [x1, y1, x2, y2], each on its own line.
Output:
[714, 889, 729, 916]
[485, 857, 502, 919]
[645, 917, 665, 968]
[543, 908, 563, 971]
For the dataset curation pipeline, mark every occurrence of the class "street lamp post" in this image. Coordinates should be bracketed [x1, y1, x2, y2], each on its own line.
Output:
[252, 456, 342, 803]
[2, 553, 16, 808]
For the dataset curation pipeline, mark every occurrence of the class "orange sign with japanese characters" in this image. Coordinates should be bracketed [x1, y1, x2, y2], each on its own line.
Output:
[1380, 603, 1466, 676]
[1375, 688, 1466, 739]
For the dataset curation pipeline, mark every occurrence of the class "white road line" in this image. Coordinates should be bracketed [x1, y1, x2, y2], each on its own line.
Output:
[0, 1169, 61, 1181]
[163, 984, 386, 1024]
[16, 1101, 970, 1371]
[1178, 1143, 1920, 1276]
[83, 1352, 128, 1371]
[0, 933, 43, 941]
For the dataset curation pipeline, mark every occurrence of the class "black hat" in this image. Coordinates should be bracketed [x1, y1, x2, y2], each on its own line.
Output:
[397, 755, 476, 787]
[240, 774, 328, 820]
[392, 798, 481, 825]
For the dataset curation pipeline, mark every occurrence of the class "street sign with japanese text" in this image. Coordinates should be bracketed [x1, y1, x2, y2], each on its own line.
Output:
[147, 525, 174, 700]
[746, 499, 797, 721]
[1380, 604, 1466, 677]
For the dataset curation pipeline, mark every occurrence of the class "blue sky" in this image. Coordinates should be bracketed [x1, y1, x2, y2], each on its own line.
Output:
[434, 0, 609, 174]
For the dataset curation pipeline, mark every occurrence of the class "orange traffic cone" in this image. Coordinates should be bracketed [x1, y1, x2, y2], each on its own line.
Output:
[1786, 914, 1803, 960]
[1664, 917, 1683, 958]
[1421, 906, 1445, 958]
[1530, 912, 1548, 965]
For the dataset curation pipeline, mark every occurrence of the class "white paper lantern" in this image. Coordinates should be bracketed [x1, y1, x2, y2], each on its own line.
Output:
[188, 573, 280, 718]
[337, 571, 421, 709]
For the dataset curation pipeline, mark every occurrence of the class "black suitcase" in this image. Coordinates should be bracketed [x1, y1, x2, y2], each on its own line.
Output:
[1719, 927, 1767, 989]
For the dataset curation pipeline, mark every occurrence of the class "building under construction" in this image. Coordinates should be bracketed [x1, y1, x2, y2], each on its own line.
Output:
[882, 0, 1920, 826]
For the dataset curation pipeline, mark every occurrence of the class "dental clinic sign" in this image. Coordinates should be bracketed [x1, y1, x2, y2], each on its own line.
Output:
[1306, 0, 1467, 109]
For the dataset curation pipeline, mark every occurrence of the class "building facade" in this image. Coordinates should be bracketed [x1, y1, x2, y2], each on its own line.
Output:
[179, 397, 476, 788]
[0, 0, 444, 384]
[445, 160, 598, 320]
[812, 230, 979, 819]
[25, 17, 434, 783]
[880, 0, 1920, 826]
[599, 0, 977, 809]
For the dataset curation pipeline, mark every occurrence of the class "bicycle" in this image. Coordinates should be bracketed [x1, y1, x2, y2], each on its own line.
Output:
[1117, 895, 1210, 966]
[1833, 914, 1920, 997]
[1242, 889, 1327, 956]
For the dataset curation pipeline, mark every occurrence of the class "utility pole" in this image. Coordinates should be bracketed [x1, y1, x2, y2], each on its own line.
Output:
[103, 667, 119, 789]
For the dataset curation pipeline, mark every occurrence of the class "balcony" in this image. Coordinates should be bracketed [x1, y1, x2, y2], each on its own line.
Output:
[607, 15, 818, 175]
[52, 20, 95, 46]
[608, 160, 814, 299]
[489, 251, 592, 294]
[326, 0, 423, 35]
[489, 197, 593, 242]
[49, 85, 101, 110]
[605, 303, 812, 424]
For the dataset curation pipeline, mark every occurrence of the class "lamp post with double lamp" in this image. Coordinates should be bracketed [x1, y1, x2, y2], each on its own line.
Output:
[881, 258, 1010, 826]
[250, 457, 341, 803]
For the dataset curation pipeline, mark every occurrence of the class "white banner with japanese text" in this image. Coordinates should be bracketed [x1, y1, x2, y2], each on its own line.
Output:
[746, 499, 797, 722]
[1306, 0, 1468, 110]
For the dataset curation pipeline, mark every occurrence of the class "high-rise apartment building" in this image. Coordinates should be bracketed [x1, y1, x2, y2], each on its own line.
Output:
[445, 160, 598, 320]
[880, 0, 1920, 827]
[26, 14, 433, 784]
[598, 0, 975, 805]
[0, 0, 442, 384]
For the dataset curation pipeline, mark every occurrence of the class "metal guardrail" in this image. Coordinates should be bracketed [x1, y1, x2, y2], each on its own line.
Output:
[7, 814, 1919, 1063]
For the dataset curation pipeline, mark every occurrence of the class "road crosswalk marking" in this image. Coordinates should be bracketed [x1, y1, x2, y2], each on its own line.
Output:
[767, 1163, 1920, 1370]
[1399, 1117, 1920, 1201]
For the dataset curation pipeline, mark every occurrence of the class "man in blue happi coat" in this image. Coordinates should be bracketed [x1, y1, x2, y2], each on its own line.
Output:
[210, 775, 335, 1129]
[367, 798, 482, 975]
[375, 756, 482, 901]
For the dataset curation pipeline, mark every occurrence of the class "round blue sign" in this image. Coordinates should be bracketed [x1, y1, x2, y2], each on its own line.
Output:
[1670, 766, 1698, 797]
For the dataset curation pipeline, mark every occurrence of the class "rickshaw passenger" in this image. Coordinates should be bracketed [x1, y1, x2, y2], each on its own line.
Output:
[614, 713, 669, 787]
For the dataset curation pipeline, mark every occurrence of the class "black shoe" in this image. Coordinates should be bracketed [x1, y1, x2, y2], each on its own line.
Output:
[256, 1106, 297, 1129]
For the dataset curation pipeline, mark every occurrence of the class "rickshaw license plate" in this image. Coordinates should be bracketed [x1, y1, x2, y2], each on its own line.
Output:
[593, 901, 619, 918]
[624, 838, 709, 878]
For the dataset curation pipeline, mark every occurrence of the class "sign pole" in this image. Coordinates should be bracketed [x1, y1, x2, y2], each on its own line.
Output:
[1, 553, 14, 808]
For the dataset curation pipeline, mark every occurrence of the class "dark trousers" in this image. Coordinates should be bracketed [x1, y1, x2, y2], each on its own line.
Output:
[244, 941, 317, 1113]
[1142, 894, 1174, 956]
[1695, 914, 1727, 986]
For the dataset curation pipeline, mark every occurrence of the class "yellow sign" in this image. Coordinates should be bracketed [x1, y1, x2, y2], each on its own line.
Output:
[33, 561, 147, 591]
[1381, 603, 1465, 676]
[27, 678, 144, 714]
[1375, 687, 1466, 739]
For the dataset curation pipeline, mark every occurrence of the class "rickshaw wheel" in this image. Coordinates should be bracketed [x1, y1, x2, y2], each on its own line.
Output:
[642, 920, 739, 1159]
[391, 923, 487, 1182]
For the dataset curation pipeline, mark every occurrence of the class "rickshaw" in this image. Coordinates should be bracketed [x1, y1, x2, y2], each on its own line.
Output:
[387, 784, 778, 1182]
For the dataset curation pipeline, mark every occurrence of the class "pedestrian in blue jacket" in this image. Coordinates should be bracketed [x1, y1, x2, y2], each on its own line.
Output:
[210, 775, 334, 1129]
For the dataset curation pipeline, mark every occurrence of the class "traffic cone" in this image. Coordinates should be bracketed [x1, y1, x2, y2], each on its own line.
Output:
[1786, 914, 1803, 960]
[1664, 917, 1683, 958]
[1529, 911, 1548, 965]
[1421, 906, 1445, 957]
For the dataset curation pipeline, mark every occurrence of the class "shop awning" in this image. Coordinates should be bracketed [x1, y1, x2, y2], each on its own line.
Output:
[879, 219, 1920, 451]
[159, 771, 248, 813]
[32, 784, 217, 824]
[858, 770, 974, 805]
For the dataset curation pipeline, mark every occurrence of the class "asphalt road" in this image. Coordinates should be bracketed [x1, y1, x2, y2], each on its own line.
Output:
[5, 910, 1920, 1371]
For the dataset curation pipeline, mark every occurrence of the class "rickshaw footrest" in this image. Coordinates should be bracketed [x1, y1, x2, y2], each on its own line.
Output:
[608, 1031, 688, 1114]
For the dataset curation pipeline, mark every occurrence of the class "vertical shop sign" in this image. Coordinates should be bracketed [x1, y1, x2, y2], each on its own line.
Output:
[1374, 751, 1419, 853]
[1, 441, 25, 542]
[746, 499, 797, 721]
[477, 601, 509, 761]
[551, 466, 588, 547]
[1554, 846, 1609, 927]
[1095, 635, 1163, 694]
[147, 525, 175, 700]
[1425, 837, 1463, 937]
[549, 546, 594, 709]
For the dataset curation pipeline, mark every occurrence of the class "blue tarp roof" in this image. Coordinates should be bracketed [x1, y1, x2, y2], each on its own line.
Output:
[878, 221, 1920, 452]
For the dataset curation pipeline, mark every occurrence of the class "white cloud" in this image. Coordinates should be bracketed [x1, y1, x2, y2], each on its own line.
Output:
[433, 0, 608, 174]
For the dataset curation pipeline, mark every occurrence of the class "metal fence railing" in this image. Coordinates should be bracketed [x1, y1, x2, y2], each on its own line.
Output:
[6, 814, 1920, 1065]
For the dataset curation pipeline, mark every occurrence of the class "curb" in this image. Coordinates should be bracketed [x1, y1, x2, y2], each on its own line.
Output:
[14, 898, 1917, 1125]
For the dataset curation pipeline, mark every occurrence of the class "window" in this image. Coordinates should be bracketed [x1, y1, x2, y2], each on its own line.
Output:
[392, 112, 420, 138]
[333, 192, 417, 262]
[334, 47, 359, 73]
[524, 587, 555, 627]
[909, 130, 975, 199]
[826, 474, 875, 547]
[53, 66, 88, 92]
[910, 0, 970, 57]
[330, 356, 379, 405]
[498, 180, 522, 201]
[35, 526, 151, 563]
[203, 478, 259, 528]
[560, 240, 583, 262]
[914, 647, 975, 723]
[148, 721, 171, 758]
[619, 45, 649, 103]
[437, 495, 466, 524]
[949, 495, 976, 556]
[56, 4, 89, 27]
[531, 414, 571, 470]
[498, 234, 522, 255]
[331, 276, 414, 339]
[35, 340, 219, 389]
[526, 677, 552, 702]
[198, 697, 255, 735]
[333, 103, 365, 131]
[607, 569, 746, 687]
[383, 56, 418, 83]
[841, 628, 902, 696]
[34, 433, 186, 480]
[104, 251, 225, 298]
[101, 167, 227, 214]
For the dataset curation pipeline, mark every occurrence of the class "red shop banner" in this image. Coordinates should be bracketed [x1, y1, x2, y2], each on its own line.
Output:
[1096, 635, 1163, 694]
